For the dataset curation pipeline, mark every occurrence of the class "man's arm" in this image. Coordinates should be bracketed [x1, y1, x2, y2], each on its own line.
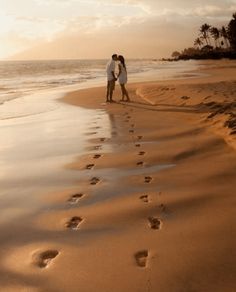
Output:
[117, 64, 121, 78]
[111, 71, 117, 80]
[111, 61, 117, 80]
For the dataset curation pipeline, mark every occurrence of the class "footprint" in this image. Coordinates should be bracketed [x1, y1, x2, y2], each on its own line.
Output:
[65, 216, 83, 230]
[33, 250, 59, 268]
[135, 144, 141, 147]
[68, 193, 84, 204]
[93, 154, 101, 159]
[180, 96, 190, 100]
[93, 145, 102, 150]
[159, 204, 166, 212]
[129, 129, 134, 133]
[140, 195, 149, 203]
[144, 176, 152, 183]
[148, 217, 162, 230]
[137, 135, 143, 140]
[230, 130, 236, 135]
[85, 132, 97, 136]
[138, 151, 145, 156]
[86, 164, 94, 170]
[137, 161, 144, 166]
[100, 138, 106, 142]
[90, 177, 100, 185]
[135, 250, 148, 267]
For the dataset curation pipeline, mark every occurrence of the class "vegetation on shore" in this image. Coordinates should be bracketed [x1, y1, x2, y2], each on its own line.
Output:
[170, 13, 236, 60]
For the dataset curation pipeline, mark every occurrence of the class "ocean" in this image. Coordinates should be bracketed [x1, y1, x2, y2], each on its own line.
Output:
[0, 59, 203, 105]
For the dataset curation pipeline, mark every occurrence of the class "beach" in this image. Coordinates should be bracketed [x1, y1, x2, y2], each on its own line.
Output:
[0, 60, 236, 291]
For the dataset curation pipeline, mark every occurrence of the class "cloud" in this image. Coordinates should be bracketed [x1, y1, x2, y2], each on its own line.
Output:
[8, 14, 203, 60]
[1, 0, 236, 59]
[193, 5, 236, 17]
[98, 0, 236, 17]
[33, 0, 72, 6]
[15, 16, 49, 23]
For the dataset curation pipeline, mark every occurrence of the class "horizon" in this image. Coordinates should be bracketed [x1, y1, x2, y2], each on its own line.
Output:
[1, 0, 236, 60]
[0, 57, 161, 62]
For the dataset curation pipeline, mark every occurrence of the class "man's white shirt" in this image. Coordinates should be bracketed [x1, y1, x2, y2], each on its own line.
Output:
[106, 59, 116, 81]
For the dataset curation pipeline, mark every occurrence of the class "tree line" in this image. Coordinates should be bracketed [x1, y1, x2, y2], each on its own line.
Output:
[171, 13, 236, 60]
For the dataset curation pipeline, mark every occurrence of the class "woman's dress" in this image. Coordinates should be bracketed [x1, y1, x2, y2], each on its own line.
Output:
[118, 63, 127, 85]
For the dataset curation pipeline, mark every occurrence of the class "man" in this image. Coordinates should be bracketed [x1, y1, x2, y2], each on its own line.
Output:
[106, 54, 118, 102]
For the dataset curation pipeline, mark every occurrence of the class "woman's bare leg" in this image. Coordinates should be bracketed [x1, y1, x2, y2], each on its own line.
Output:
[120, 84, 125, 101]
[123, 84, 130, 101]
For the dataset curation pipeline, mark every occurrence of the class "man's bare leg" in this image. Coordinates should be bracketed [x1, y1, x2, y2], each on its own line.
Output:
[106, 82, 110, 102]
[109, 80, 115, 102]
[109, 88, 114, 102]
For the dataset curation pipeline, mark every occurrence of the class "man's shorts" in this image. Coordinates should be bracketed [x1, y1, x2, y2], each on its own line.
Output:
[107, 80, 115, 91]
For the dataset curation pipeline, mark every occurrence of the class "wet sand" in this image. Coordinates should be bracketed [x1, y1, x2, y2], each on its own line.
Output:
[0, 61, 236, 291]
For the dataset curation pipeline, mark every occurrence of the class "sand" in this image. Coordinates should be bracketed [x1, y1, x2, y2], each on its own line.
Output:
[1, 60, 236, 291]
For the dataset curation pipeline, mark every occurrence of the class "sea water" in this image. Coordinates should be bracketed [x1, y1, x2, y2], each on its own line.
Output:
[0, 59, 203, 106]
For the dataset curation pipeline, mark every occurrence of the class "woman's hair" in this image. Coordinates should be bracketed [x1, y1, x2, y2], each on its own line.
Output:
[118, 55, 126, 69]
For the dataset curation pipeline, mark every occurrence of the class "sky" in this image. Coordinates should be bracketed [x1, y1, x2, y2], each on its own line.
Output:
[0, 0, 236, 60]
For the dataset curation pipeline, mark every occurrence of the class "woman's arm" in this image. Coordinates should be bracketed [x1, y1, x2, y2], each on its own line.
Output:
[117, 64, 121, 77]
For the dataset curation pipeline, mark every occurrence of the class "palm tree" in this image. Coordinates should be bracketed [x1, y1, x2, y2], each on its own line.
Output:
[171, 51, 181, 59]
[200, 23, 211, 46]
[221, 26, 230, 48]
[227, 13, 236, 50]
[194, 37, 203, 49]
[210, 27, 220, 48]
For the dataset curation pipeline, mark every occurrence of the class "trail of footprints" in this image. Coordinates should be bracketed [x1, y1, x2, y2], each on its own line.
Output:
[34, 110, 164, 270]
[136, 193, 163, 268]
[124, 109, 164, 268]
[32, 118, 106, 269]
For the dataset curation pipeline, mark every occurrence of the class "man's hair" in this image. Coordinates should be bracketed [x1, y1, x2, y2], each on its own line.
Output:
[112, 54, 117, 59]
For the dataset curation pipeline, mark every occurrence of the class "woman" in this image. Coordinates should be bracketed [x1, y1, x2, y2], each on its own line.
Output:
[117, 55, 130, 102]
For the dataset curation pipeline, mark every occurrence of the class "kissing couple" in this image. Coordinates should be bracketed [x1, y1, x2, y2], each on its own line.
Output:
[106, 54, 130, 103]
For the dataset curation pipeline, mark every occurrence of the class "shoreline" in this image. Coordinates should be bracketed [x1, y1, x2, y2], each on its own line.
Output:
[63, 60, 236, 151]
